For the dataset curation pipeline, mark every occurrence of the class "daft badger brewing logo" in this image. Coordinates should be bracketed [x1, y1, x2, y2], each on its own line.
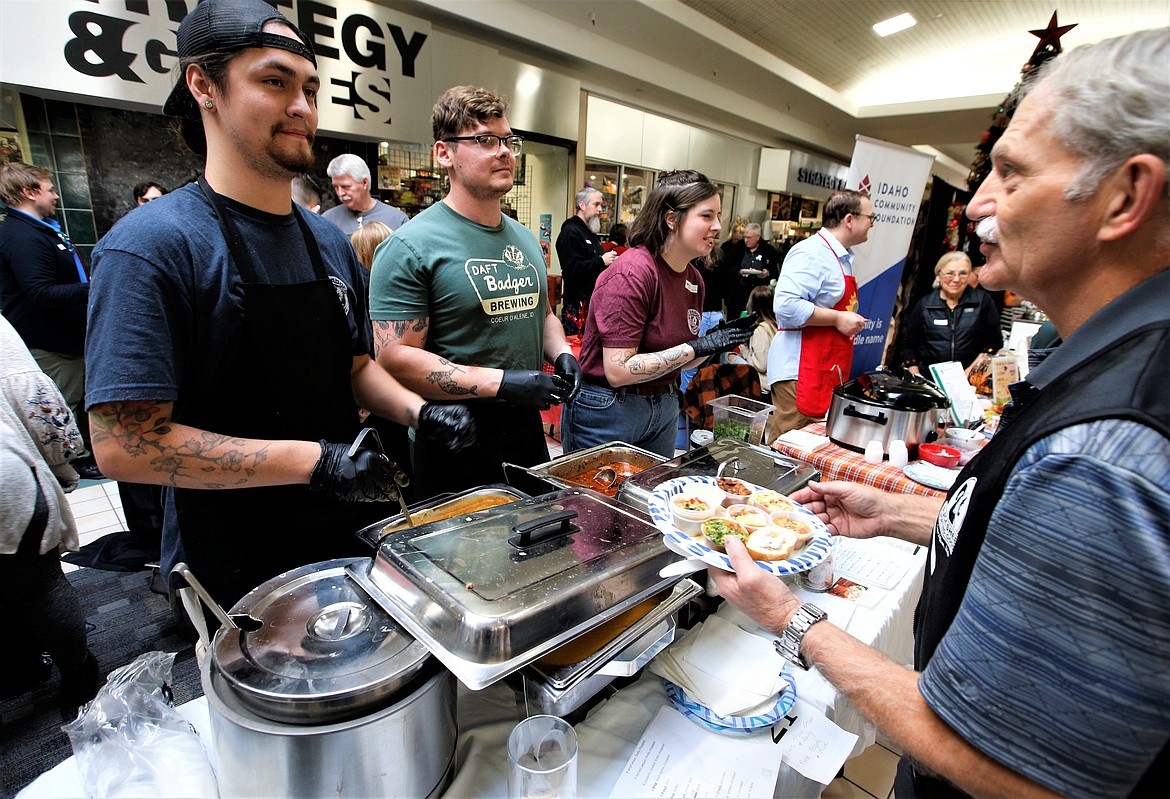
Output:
[466, 244, 541, 322]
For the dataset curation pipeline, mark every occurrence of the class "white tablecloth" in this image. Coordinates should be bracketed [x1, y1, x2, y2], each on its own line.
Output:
[20, 540, 924, 799]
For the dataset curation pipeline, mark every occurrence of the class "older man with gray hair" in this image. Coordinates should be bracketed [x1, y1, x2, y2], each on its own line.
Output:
[322, 153, 409, 234]
[556, 186, 617, 334]
[713, 28, 1169, 799]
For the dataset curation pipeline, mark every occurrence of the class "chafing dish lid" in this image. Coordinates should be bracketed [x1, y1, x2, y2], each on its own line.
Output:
[212, 559, 429, 721]
[368, 488, 672, 664]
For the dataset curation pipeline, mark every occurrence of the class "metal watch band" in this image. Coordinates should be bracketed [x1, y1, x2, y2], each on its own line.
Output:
[773, 602, 828, 670]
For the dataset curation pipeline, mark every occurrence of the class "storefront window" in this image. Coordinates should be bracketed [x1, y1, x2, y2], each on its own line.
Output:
[584, 162, 619, 236]
[619, 167, 651, 227]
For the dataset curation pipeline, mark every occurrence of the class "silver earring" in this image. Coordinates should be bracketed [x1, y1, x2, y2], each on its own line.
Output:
[204, 99, 214, 109]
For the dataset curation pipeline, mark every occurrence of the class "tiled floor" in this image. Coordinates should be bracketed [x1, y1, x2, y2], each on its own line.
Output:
[62, 479, 127, 574]
[63, 443, 899, 799]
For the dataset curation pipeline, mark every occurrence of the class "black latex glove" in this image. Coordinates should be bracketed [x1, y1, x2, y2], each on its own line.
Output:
[712, 311, 761, 333]
[553, 353, 583, 403]
[497, 369, 571, 411]
[417, 402, 477, 451]
[309, 440, 409, 502]
[687, 325, 755, 359]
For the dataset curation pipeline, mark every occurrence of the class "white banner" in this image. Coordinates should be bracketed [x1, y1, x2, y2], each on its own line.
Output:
[846, 135, 934, 376]
[0, 0, 434, 143]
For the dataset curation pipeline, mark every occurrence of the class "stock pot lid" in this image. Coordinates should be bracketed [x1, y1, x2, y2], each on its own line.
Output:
[840, 366, 949, 411]
[211, 558, 430, 723]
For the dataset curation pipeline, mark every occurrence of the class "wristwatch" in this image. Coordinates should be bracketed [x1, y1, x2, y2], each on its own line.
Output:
[773, 603, 828, 670]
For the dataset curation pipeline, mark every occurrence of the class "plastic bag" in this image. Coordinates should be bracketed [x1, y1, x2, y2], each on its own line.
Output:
[62, 651, 218, 798]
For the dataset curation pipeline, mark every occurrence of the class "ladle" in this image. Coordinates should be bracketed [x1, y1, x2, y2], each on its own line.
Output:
[350, 427, 414, 527]
[171, 562, 263, 632]
[593, 467, 619, 489]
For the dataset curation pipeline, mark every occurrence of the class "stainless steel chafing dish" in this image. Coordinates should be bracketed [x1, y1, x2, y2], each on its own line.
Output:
[355, 485, 528, 548]
[503, 441, 667, 500]
[508, 440, 818, 516]
[348, 487, 697, 691]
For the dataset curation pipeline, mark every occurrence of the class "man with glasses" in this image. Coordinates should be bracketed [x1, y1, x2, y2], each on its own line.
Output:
[765, 189, 872, 440]
[323, 153, 408, 234]
[369, 85, 581, 498]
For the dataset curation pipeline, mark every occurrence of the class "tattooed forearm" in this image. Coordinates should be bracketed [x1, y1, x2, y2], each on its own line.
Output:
[372, 318, 428, 353]
[616, 345, 692, 380]
[425, 358, 479, 397]
[90, 403, 274, 488]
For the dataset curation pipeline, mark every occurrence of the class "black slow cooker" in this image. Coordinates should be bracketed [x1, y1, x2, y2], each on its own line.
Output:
[826, 366, 950, 454]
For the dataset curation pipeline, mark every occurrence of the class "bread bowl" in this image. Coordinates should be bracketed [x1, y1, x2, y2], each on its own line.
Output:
[745, 526, 799, 561]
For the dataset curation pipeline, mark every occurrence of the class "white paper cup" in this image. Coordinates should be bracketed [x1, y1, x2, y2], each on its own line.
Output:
[864, 439, 884, 464]
[508, 715, 578, 799]
[888, 440, 909, 467]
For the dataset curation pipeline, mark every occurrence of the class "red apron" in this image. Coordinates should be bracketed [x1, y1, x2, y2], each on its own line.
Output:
[795, 233, 859, 418]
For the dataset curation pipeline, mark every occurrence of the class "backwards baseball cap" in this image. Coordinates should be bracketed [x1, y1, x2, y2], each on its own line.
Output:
[163, 0, 317, 118]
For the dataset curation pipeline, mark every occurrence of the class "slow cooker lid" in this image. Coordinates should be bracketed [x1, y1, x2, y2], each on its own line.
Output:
[212, 559, 429, 719]
[843, 366, 949, 411]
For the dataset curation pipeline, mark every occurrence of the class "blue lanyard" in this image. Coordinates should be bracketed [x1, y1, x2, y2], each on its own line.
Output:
[6, 207, 87, 284]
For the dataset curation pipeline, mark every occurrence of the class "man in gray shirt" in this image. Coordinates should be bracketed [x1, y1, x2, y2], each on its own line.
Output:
[322, 153, 409, 234]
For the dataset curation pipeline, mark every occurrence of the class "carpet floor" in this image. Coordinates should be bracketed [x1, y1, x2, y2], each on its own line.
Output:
[0, 566, 200, 798]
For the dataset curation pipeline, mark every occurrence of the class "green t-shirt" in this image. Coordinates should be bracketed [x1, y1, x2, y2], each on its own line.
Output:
[369, 201, 547, 371]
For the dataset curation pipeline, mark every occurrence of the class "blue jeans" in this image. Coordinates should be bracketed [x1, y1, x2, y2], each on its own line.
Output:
[562, 383, 680, 458]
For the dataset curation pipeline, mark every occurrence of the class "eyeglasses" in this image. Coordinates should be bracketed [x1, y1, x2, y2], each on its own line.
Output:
[854, 213, 877, 223]
[442, 134, 524, 155]
[939, 271, 972, 281]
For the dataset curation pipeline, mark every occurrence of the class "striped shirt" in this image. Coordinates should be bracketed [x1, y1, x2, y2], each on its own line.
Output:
[919, 418, 1170, 797]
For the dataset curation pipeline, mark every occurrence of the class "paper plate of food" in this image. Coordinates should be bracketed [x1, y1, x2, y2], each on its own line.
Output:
[648, 475, 833, 575]
[662, 673, 798, 736]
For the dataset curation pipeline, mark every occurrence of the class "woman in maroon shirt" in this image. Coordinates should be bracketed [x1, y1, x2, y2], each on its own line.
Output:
[562, 170, 752, 457]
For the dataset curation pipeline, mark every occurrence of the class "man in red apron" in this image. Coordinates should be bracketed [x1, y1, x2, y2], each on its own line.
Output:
[766, 190, 872, 441]
[83, 0, 474, 615]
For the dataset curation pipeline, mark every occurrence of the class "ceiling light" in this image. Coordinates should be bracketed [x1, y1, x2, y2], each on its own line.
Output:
[873, 13, 916, 37]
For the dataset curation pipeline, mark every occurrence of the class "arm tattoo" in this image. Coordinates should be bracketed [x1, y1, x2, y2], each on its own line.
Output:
[372, 318, 428, 354]
[616, 345, 691, 381]
[90, 402, 273, 489]
[426, 357, 479, 397]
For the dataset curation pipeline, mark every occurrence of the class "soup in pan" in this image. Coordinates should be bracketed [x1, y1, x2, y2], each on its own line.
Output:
[567, 461, 644, 496]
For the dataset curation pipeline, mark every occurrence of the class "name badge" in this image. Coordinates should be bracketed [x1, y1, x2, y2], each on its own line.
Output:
[933, 318, 949, 326]
[685, 280, 699, 293]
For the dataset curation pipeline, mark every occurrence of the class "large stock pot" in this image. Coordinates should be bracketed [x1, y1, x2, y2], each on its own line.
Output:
[201, 558, 456, 799]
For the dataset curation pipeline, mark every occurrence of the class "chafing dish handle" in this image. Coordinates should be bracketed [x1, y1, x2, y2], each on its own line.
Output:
[508, 510, 580, 548]
[843, 405, 889, 425]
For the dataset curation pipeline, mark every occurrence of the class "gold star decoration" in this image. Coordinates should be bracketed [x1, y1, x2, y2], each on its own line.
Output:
[1030, 11, 1077, 57]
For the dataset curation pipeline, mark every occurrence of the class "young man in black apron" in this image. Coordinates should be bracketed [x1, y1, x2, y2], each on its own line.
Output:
[84, 0, 474, 615]
[710, 29, 1170, 799]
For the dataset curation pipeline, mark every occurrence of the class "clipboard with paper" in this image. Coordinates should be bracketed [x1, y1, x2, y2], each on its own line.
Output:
[928, 361, 984, 425]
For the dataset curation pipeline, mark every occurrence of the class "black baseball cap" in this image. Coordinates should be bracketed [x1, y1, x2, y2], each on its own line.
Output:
[163, 0, 317, 118]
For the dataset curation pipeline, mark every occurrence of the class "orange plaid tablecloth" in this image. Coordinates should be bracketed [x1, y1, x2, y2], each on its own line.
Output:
[771, 422, 947, 498]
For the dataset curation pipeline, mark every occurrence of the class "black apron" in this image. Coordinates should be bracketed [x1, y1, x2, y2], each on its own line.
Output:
[169, 178, 391, 609]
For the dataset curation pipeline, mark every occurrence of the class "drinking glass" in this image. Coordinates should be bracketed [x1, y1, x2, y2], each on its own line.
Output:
[507, 714, 578, 799]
